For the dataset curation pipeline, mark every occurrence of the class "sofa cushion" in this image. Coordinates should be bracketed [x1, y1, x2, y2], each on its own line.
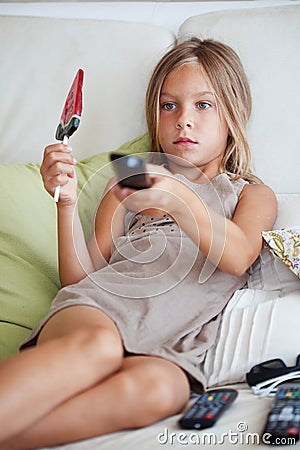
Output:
[247, 195, 300, 294]
[178, 5, 300, 194]
[0, 134, 149, 361]
[203, 288, 300, 388]
[262, 227, 300, 280]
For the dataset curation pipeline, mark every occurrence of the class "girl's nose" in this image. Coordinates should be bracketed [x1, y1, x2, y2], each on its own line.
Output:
[176, 109, 194, 129]
[176, 120, 193, 130]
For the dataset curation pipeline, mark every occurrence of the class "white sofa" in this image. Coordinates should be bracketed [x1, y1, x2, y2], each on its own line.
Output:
[0, 3, 299, 449]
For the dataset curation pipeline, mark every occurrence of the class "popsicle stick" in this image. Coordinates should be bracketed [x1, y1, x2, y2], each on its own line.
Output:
[54, 135, 69, 202]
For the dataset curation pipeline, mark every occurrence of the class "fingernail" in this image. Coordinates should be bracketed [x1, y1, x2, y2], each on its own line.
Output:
[73, 158, 77, 164]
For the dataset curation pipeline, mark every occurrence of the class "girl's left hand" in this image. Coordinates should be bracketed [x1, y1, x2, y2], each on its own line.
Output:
[110, 164, 181, 217]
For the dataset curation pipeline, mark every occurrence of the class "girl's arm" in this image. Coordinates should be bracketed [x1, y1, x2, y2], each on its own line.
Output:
[40, 143, 125, 287]
[171, 181, 277, 275]
[57, 186, 125, 286]
[87, 185, 126, 274]
[113, 166, 277, 276]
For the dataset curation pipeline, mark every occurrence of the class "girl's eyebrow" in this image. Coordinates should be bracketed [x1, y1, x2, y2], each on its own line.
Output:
[160, 90, 214, 98]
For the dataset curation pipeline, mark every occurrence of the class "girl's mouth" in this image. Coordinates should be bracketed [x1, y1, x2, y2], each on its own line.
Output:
[173, 137, 197, 145]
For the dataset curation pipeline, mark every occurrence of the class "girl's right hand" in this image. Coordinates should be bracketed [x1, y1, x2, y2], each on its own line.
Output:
[40, 143, 77, 206]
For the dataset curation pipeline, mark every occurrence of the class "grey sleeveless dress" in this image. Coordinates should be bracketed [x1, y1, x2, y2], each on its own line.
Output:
[22, 173, 248, 391]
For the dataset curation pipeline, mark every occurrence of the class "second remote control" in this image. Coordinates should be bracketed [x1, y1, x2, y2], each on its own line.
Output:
[179, 388, 238, 430]
[261, 382, 300, 445]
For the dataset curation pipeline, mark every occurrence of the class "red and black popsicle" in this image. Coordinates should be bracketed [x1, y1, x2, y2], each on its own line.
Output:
[55, 68, 84, 141]
[54, 68, 84, 202]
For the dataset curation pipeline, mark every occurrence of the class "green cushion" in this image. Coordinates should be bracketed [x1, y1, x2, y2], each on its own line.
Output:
[0, 134, 149, 361]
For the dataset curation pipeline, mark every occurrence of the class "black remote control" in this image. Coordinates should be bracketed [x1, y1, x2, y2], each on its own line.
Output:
[179, 388, 238, 430]
[261, 382, 300, 445]
[110, 153, 152, 189]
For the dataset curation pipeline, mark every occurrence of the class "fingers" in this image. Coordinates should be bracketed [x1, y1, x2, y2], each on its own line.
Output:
[110, 181, 159, 211]
[40, 143, 77, 203]
[109, 179, 135, 200]
[41, 143, 75, 175]
[40, 143, 77, 199]
[109, 169, 180, 216]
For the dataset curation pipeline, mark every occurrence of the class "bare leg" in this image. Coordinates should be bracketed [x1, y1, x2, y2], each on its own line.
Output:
[3, 355, 190, 450]
[0, 306, 123, 444]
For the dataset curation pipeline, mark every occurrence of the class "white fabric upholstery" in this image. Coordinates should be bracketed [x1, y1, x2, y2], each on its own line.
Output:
[203, 289, 300, 388]
[274, 194, 300, 228]
[178, 5, 300, 194]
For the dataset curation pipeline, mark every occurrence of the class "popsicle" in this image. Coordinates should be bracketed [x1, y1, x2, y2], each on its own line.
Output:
[54, 68, 84, 202]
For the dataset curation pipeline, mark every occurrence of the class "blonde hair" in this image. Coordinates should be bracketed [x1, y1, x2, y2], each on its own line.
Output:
[146, 38, 261, 184]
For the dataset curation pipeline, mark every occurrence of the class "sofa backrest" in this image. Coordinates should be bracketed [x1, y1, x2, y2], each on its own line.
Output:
[178, 5, 300, 194]
[0, 15, 174, 163]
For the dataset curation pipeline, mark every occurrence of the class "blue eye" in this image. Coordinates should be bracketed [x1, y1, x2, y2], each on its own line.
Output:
[161, 103, 176, 111]
[197, 102, 211, 110]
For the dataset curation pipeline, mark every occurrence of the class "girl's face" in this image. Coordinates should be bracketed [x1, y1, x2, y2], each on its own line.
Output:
[158, 64, 229, 180]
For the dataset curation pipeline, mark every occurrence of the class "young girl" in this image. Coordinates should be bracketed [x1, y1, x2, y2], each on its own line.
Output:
[0, 38, 276, 449]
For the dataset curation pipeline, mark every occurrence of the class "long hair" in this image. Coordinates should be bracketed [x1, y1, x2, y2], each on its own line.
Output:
[145, 38, 261, 184]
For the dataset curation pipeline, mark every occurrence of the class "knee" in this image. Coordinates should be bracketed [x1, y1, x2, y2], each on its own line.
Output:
[120, 360, 189, 427]
[64, 327, 123, 372]
[141, 365, 189, 418]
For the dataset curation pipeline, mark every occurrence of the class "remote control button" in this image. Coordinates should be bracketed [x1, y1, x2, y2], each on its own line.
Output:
[282, 406, 294, 413]
[261, 383, 300, 444]
[279, 414, 294, 421]
[269, 414, 278, 421]
[278, 420, 289, 428]
[179, 389, 238, 430]
[287, 427, 299, 436]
